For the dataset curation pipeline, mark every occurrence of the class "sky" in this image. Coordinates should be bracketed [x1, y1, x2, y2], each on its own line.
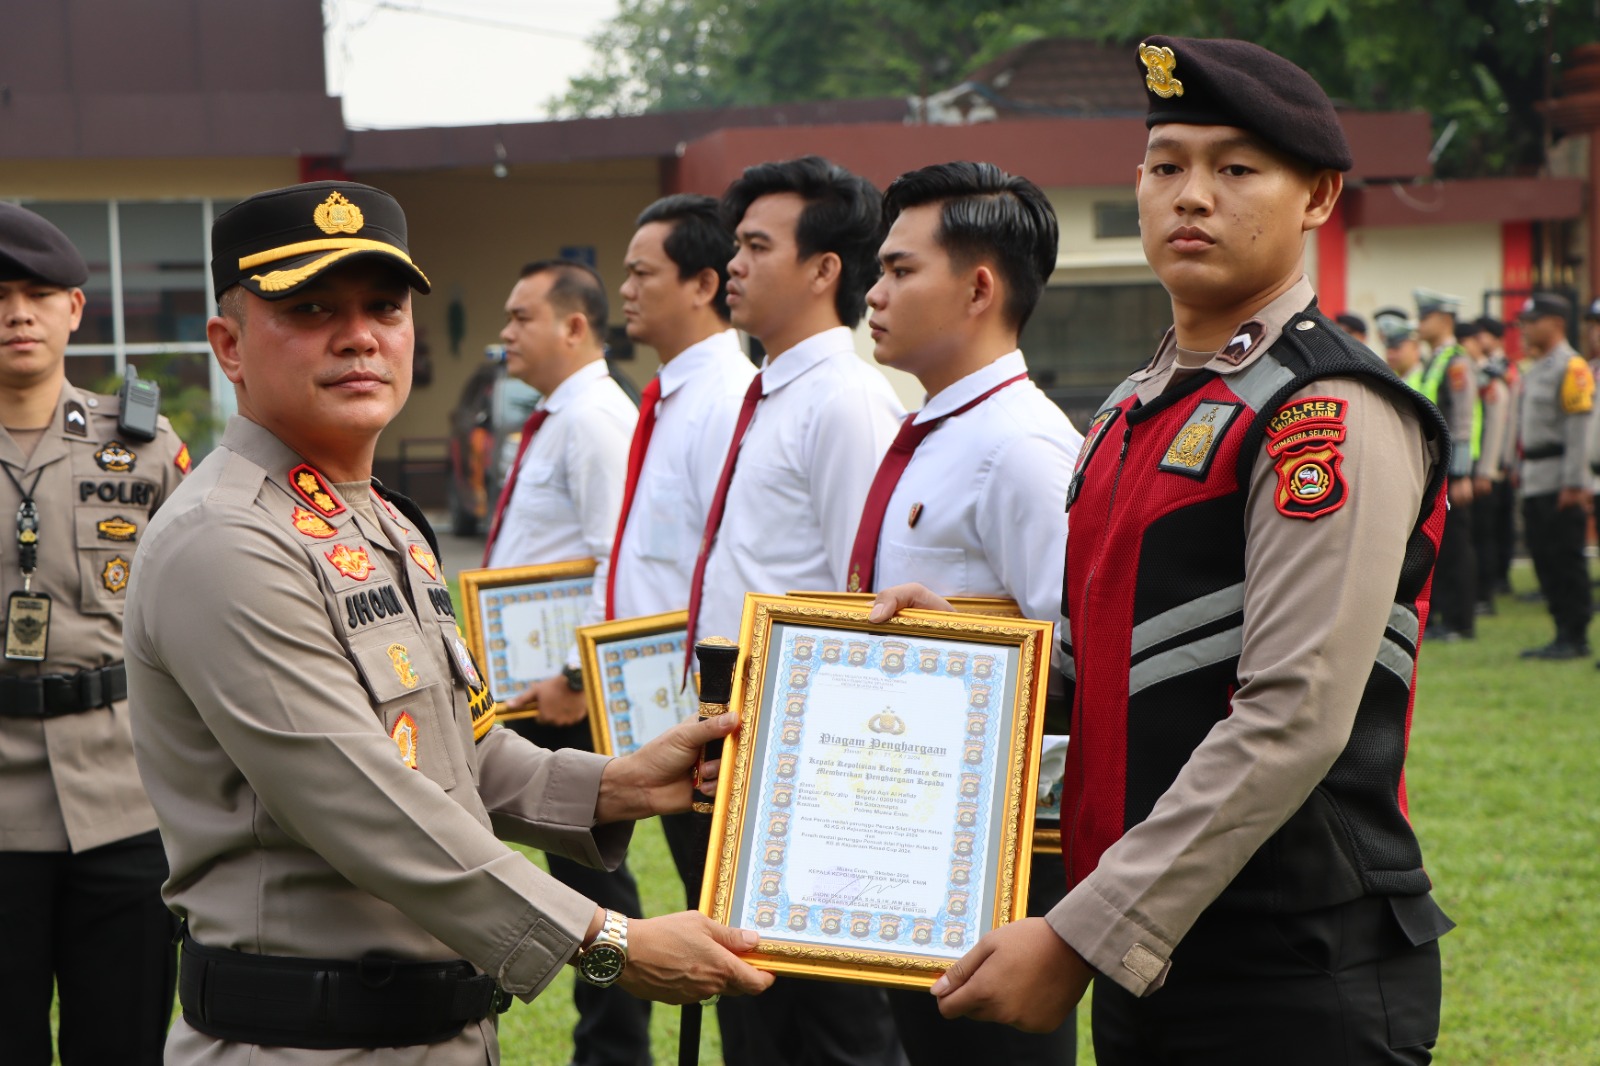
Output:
[323, 0, 621, 129]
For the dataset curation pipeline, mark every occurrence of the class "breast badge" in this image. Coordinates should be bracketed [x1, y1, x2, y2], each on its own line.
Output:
[1159, 401, 1242, 478]
[101, 555, 130, 593]
[390, 711, 419, 769]
[289, 463, 346, 517]
[293, 506, 338, 539]
[387, 643, 421, 689]
[94, 441, 136, 473]
[95, 516, 138, 542]
[1266, 396, 1349, 521]
[408, 544, 440, 580]
[324, 543, 374, 581]
[1139, 43, 1184, 98]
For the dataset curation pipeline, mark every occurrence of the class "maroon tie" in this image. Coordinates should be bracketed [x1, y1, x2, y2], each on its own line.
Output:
[684, 372, 765, 657]
[845, 372, 1029, 593]
[605, 376, 662, 619]
[481, 409, 549, 566]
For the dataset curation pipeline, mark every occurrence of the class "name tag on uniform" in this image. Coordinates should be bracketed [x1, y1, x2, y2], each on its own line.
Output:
[5, 592, 51, 662]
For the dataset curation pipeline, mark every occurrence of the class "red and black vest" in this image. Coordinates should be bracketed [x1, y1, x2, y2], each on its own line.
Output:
[1059, 305, 1450, 913]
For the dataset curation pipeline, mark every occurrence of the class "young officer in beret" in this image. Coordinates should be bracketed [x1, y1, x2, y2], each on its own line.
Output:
[124, 181, 771, 1064]
[879, 37, 1454, 1064]
[0, 202, 188, 1066]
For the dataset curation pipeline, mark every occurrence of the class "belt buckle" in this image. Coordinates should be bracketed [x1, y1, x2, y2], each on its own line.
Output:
[490, 987, 513, 1014]
[78, 668, 104, 711]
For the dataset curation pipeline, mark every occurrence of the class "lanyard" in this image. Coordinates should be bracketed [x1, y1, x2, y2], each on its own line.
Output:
[0, 461, 45, 592]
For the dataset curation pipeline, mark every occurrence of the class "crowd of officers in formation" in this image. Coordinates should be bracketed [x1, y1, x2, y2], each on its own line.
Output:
[1338, 292, 1600, 660]
[1, 31, 1571, 1066]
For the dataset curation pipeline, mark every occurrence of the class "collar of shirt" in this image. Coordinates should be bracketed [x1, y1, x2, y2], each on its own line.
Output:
[759, 325, 857, 395]
[0, 379, 92, 471]
[658, 329, 744, 401]
[912, 350, 1026, 425]
[1133, 274, 1316, 385]
[538, 358, 611, 414]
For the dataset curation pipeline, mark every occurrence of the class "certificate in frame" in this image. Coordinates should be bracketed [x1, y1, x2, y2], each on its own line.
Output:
[458, 559, 596, 721]
[787, 590, 1024, 618]
[704, 594, 1051, 988]
[576, 610, 694, 756]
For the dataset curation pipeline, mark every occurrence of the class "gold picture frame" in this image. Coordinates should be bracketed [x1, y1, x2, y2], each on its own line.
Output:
[576, 610, 693, 756]
[702, 594, 1051, 989]
[787, 590, 1024, 618]
[458, 559, 597, 722]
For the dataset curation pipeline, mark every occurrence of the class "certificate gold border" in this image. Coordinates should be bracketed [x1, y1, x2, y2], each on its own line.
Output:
[786, 590, 1024, 618]
[458, 559, 596, 722]
[703, 594, 1050, 989]
[576, 610, 690, 756]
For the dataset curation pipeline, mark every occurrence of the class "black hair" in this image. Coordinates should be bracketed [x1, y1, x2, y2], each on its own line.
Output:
[1334, 312, 1367, 336]
[636, 194, 734, 322]
[1453, 320, 1478, 342]
[721, 156, 882, 328]
[880, 162, 1059, 332]
[520, 259, 608, 337]
[1475, 316, 1504, 339]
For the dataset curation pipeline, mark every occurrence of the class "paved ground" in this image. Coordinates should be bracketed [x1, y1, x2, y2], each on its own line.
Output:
[422, 511, 487, 580]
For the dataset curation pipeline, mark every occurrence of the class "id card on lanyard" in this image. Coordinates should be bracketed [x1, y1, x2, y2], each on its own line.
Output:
[3, 462, 50, 662]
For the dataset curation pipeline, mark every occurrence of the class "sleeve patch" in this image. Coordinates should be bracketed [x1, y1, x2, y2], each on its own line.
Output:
[1560, 357, 1594, 415]
[1267, 395, 1349, 520]
[174, 441, 191, 474]
[1448, 361, 1471, 393]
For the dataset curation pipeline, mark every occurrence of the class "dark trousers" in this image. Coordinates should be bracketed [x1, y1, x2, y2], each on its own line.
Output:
[511, 718, 652, 1066]
[1492, 478, 1518, 588]
[1522, 492, 1593, 644]
[0, 830, 177, 1066]
[1091, 896, 1442, 1066]
[1433, 495, 1477, 636]
[888, 852, 1076, 1066]
[1471, 485, 1500, 604]
[719, 978, 906, 1066]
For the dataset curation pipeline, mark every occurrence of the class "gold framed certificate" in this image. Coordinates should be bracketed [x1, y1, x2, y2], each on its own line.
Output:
[787, 590, 1024, 618]
[703, 594, 1051, 988]
[576, 610, 695, 756]
[458, 559, 596, 721]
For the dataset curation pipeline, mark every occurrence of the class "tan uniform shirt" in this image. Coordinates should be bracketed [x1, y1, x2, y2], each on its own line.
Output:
[1475, 368, 1509, 481]
[0, 381, 185, 853]
[1045, 278, 1439, 996]
[126, 417, 629, 1065]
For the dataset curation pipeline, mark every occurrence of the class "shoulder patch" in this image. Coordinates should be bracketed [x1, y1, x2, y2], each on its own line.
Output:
[1159, 401, 1242, 479]
[289, 463, 346, 517]
[174, 442, 192, 474]
[292, 506, 338, 539]
[1560, 356, 1594, 415]
[1448, 360, 1471, 393]
[324, 543, 374, 581]
[1267, 396, 1349, 521]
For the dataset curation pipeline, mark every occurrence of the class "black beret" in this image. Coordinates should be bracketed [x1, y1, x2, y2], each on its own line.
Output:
[0, 202, 89, 287]
[1475, 316, 1504, 338]
[1517, 292, 1572, 322]
[1334, 312, 1366, 334]
[211, 180, 430, 300]
[1137, 36, 1353, 172]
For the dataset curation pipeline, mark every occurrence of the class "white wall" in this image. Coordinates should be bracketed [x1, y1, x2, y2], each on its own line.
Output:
[1346, 222, 1503, 325]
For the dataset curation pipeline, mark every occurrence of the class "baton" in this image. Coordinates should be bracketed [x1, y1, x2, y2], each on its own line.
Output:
[678, 636, 739, 1066]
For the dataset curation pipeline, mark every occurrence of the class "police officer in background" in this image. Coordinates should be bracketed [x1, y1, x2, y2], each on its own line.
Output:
[1479, 317, 1520, 597]
[0, 203, 188, 1064]
[1460, 318, 1510, 615]
[1334, 311, 1368, 348]
[1415, 289, 1478, 639]
[1515, 293, 1595, 660]
[1375, 307, 1423, 388]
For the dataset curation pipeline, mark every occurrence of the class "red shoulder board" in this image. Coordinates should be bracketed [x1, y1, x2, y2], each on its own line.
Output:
[289, 463, 346, 517]
[174, 442, 192, 474]
[1266, 396, 1349, 521]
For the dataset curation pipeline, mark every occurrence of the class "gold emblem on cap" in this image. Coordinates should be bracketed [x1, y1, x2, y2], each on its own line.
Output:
[313, 191, 365, 235]
[1139, 43, 1184, 99]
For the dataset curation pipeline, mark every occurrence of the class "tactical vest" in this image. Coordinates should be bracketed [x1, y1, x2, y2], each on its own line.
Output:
[1419, 342, 1482, 460]
[1059, 307, 1450, 913]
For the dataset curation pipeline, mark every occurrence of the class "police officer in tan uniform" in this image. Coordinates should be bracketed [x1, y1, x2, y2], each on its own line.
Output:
[124, 181, 771, 1064]
[0, 203, 188, 1065]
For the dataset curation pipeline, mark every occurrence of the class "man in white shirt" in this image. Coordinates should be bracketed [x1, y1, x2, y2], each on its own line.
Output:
[481, 259, 646, 1066]
[687, 156, 906, 1066]
[853, 161, 1083, 1063]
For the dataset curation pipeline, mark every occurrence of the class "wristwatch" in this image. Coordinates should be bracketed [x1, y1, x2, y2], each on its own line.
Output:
[561, 664, 585, 692]
[575, 909, 629, 988]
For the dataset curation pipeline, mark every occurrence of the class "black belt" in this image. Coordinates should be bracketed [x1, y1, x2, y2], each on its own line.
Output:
[179, 933, 512, 1050]
[1523, 444, 1565, 461]
[0, 662, 126, 718]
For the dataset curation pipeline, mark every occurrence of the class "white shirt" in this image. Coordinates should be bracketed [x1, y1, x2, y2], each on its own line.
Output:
[695, 326, 905, 643]
[871, 350, 1083, 645]
[612, 329, 757, 620]
[485, 359, 636, 656]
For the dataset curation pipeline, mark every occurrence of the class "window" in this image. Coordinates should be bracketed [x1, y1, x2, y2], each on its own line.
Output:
[1093, 202, 1141, 240]
[1020, 283, 1172, 427]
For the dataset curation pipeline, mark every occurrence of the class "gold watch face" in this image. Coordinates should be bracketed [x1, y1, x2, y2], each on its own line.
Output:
[580, 943, 626, 984]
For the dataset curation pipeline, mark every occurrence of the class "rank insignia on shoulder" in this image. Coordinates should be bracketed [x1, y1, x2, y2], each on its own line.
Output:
[293, 506, 338, 539]
[387, 643, 420, 689]
[390, 711, 419, 769]
[289, 463, 346, 517]
[64, 401, 88, 437]
[94, 441, 136, 473]
[1267, 396, 1349, 521]
[102, 555, 131, 593]
[1159, 401, 1241, 479]
[96, 516, 139, 542]
[409, 544, 440, 580]
[325, 543, 374, 581]
[908, 503, 923, 528]
[1561, 357, 1595, 415]
[174, 442, 192, 474]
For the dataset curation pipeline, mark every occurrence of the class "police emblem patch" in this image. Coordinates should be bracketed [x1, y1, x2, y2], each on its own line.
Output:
[408, 544, 440, 580]
[1158, 401, 1242, 479]
[94, 441, 136, 473]
[289, 464, 346, 517]
[174, 442, 192, 474]
[1560, 356, 1595, 414]
[96, 516, 138, 542]
[313, 191, 365, 235]
[387, 643, 420, 689]
[1267, 396, 1349, 520]
[1139, 43, 1184, 98]
[390, 711, 419, 769]
[101, 555, 130, 593]
[324, 543, 374, 581]
[292, 506, 338, 539]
